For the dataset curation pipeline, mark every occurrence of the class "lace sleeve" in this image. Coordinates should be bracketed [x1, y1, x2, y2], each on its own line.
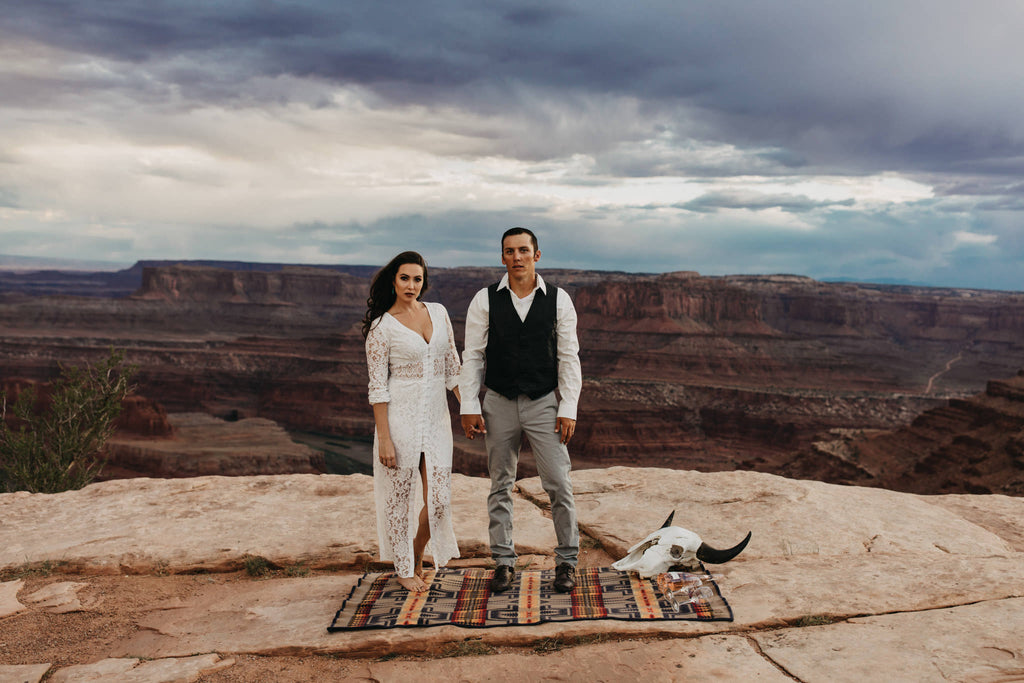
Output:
[442, 305, 461, 391]
[365, 318, 391, 404]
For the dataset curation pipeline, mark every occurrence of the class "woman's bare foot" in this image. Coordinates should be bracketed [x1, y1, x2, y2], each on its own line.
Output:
[396, 575, 427, 592]
[414, 550, 431, 579]
[415, 557, 434, 579]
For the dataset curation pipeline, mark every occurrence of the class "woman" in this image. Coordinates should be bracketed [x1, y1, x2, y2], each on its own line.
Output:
[362, 251, 461, 592]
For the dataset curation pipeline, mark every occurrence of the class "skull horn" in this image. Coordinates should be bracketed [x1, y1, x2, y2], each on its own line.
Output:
[660, 511, 675, 528]
[695, 531, 752, 564]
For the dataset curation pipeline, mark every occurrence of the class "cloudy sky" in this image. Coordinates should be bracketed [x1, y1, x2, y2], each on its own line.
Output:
[2, 1, 1023, 289]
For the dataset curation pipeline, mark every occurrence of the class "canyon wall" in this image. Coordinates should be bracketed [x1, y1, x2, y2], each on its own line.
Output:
[786, 370, 1024, 496]
[1, 262, 1023, 492]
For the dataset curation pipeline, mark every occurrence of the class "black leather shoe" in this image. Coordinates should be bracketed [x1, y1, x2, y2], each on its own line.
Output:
[490, 565, 515, 593]
[553, 563, 576, 593]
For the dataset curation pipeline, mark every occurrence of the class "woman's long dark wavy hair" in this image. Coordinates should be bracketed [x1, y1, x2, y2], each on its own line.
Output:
[361, 251, 430, 339]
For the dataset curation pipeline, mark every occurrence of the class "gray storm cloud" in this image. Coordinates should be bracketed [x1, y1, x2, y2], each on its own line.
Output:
[1, 0, 1022, 289]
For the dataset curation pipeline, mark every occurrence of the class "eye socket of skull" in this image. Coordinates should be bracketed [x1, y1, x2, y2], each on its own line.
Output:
[669, 545, 685, 560]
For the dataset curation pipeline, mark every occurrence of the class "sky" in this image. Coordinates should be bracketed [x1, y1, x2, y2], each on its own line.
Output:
[2, 1, 1023, 290]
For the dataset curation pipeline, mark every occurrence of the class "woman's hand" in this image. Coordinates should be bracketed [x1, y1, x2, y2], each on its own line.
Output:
[378, 438, 398, 468]
[371, 403, 396, 467]
[462, 414, 486, 440]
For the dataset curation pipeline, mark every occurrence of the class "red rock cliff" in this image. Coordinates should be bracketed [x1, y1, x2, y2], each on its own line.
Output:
[575, 273, 770, 335]
[134, 265, 366, 306]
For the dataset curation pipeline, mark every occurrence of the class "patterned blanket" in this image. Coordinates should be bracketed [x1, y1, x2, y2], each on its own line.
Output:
[328, 566, 732, 631]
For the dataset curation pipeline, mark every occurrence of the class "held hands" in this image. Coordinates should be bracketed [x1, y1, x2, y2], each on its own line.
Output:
[462, 414, 487, 440]
[378, 438, 397, 468]
[556, 417, 576, 445]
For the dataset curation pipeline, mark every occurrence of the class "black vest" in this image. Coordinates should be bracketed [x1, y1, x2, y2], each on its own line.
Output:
[484, 282, 558, 400]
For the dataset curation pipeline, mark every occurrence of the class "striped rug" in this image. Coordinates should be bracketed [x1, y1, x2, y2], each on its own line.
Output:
[328, 566, 732, 631]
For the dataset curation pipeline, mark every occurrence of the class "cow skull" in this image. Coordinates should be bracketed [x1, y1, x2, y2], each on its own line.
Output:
[611, 511, 752, 578]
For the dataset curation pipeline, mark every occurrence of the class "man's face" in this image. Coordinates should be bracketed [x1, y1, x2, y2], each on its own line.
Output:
[501, 233, 540, 279]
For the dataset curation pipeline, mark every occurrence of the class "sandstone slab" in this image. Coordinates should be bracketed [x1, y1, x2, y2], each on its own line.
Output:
[4, 467, 1024, 678]
[103, 550, 1024, 660]
[22, 581, 95, 614]
[0, 663, 50, 683]
[48, 655, 233, 683]
[69, 467, 1023, 662]
[720, 553, 1023, 626]
[0, 579, 25, 619]
[929, 492, 1024, 552]
[109, 575, 357, 658]
[753, 598, 1024, 682]
[108, 571, 738, 660]
[0, 473, 551, 574]
[544, 467, 1019, 560]
[357, 634, 792, 682]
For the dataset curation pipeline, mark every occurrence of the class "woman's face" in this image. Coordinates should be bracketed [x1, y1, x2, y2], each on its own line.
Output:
[393, 263, 425, 302]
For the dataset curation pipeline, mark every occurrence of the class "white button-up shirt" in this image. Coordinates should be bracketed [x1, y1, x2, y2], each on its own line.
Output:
[459, 273, 582, 420]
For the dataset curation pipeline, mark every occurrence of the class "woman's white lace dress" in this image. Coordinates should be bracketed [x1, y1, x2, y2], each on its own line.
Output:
[365, 301, 461, 577]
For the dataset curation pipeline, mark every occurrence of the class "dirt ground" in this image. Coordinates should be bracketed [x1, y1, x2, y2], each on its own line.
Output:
[1, 545, 618, 681]
[1, 571, 457, 680]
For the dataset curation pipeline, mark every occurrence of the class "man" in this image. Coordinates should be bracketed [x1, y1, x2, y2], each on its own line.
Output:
[460, 227, 582, 594]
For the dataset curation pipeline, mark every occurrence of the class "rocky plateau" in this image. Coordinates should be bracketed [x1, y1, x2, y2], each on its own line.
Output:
[1, 467, 1022, 681]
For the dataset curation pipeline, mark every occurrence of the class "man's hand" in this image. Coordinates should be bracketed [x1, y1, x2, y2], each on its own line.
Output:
[556, 417, 576, 445]
[462, 414, 487, 440]
[378, 438, 397, 468]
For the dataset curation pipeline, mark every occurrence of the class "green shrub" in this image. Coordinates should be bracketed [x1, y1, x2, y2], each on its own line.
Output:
[1, 348, 137, 493]
[243, 554, 272, 577]
[284, 562, 311, 577]
[0, 559, 67, 581]
[440, 641, 497, 658]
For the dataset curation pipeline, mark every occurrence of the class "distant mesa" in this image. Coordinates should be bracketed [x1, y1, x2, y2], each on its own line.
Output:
[0, 259, 380, 298]
[131, 263, 368, 306]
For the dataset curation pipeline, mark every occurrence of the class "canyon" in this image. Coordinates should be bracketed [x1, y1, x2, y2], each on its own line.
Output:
[2, 261, 1023, 495]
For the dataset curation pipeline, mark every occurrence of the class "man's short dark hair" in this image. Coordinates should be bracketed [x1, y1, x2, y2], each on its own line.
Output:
[501, 227, 539, 252]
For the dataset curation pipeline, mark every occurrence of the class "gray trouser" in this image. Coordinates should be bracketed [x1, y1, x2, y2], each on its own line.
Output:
[483, 389, 579, 567]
